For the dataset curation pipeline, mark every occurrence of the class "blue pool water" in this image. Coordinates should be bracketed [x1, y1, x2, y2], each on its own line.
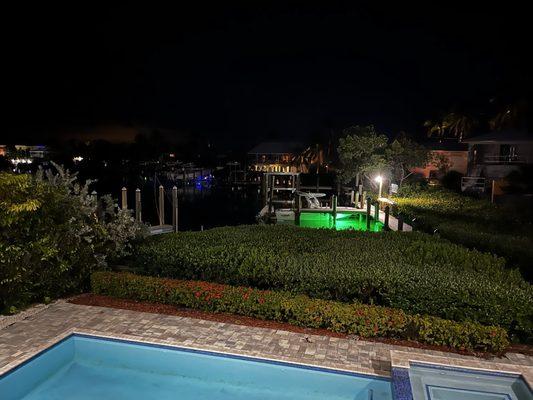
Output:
[408, 363, 532, 400]
[0, 334, 392, 400]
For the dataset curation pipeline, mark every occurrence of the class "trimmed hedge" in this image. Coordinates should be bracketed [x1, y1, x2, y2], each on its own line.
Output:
[131, 225, 533, 341]
[92, 272, 509, 353]
[392, 186, 533, 281]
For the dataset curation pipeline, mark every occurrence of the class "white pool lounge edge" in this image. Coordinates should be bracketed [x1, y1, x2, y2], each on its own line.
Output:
[390, 349, 533, 388]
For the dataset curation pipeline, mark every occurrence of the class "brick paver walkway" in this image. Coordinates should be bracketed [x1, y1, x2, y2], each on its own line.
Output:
[1, 301, 532, 378]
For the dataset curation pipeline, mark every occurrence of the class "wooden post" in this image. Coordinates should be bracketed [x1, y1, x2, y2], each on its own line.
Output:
[384, 206, 390, 231]
[350, 190, 355, 205]
[135, 188, 142, 222]
[355, 192, 360, 208]
[172, 186, 178, 232]
[295, 193, 301, 225]
[332, 195, 337, 219]
[397, 214, 404, 231]
[366, 196, 371, 230]
[374, 201, 379, 222]
[268, 175, 274, 214]
[158, 185, 165, 226]
[261, 174, 267, 207]
[362, 191, 367, 208]
[121, 187, 127, 209]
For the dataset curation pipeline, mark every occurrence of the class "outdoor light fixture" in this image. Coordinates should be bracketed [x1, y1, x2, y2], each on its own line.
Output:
[10, 158, 32, 165]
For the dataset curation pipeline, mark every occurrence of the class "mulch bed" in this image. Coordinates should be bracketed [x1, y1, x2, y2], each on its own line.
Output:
[69, 294, 533, 358]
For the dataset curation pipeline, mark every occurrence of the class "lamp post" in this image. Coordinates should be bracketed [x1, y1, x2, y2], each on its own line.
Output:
[375, 175, 383, 199]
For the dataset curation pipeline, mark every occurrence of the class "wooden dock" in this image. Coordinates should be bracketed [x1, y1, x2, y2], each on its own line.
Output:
[297, 205, 412, 231]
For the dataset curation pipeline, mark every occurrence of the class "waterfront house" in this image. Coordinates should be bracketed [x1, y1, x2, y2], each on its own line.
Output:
[461, 130, 533, 192]
[248, 142, 304, 173]
[412, 140, 468, 180]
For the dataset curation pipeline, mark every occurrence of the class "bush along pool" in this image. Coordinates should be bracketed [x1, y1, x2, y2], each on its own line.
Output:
[91, 272, 510, 353]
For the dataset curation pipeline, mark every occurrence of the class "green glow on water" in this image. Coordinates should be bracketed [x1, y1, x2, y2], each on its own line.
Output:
[297, 212, 383, 232]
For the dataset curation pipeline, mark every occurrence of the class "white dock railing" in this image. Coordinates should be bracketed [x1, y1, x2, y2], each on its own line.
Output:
[461, 177, 486, 192]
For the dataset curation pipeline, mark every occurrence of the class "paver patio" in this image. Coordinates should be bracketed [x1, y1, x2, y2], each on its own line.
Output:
[1, 301, 532, 380]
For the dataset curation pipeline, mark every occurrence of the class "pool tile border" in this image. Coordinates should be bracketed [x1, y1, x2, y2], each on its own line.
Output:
[0, 328, 392, 381]
[391, 367, 413, 400]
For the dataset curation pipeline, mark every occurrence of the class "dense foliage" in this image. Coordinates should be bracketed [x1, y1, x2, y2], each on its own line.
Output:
[337, 125, 428, 187]
[392, 185, 533, 281]
[0, 166, 147, 314]
[132, 225, 532, 341]
[92, 272, 509, 353]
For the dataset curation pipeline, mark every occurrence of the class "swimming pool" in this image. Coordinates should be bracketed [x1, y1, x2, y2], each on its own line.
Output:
[0, 334, 392, 400]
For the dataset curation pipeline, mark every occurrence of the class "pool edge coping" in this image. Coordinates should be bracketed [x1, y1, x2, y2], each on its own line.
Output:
[0, 328, 392, 381]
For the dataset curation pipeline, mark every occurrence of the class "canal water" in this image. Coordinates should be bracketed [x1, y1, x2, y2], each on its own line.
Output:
[139, 183, 262, 231]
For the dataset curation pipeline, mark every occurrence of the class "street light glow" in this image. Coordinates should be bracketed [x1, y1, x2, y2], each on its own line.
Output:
[374, 175, 383, 183]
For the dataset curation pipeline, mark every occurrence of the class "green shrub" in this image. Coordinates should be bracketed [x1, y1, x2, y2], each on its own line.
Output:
[392, 185, 533, 281]
[131, 225, 533, 342]
[92, 272, 509, 353]
[0, 165, 147, 313]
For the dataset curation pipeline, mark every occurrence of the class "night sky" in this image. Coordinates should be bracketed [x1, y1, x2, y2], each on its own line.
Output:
[3, 3, 531, 149]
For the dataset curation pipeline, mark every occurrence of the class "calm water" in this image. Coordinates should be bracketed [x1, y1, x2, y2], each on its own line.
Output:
[135, 183, 262, 231]
[1, 335, 393, 400]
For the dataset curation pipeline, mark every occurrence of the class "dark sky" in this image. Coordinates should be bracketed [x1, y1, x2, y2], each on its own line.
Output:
[3, 3, 531, 148]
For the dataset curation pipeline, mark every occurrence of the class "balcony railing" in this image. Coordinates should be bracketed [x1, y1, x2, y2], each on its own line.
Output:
[482, 155, 525, 164]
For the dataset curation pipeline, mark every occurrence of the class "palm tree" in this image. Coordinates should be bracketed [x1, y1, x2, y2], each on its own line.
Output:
[293, 131, 335, 173]
[443, 112, 476, 141]
[292, 144, 325, 173]
[489, 103, 523, 131]
[424, 112, 476, 141]
[423, 118, 448, 138]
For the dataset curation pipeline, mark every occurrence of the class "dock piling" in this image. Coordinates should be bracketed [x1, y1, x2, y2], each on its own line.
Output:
[121, 187, 127, 209]
[384, 206, 390, 231]
[135, 188, 142, 222]
[172, 186, 178, 233]
[332, 195, 337, 219]
[295, 193, 301, 225]
[397, 214, 404, 231]
[373, 200, 379, 222]
[158, 185, 165, 226]
[268, 175, 275, 214]
[366, 196, 371, 230]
